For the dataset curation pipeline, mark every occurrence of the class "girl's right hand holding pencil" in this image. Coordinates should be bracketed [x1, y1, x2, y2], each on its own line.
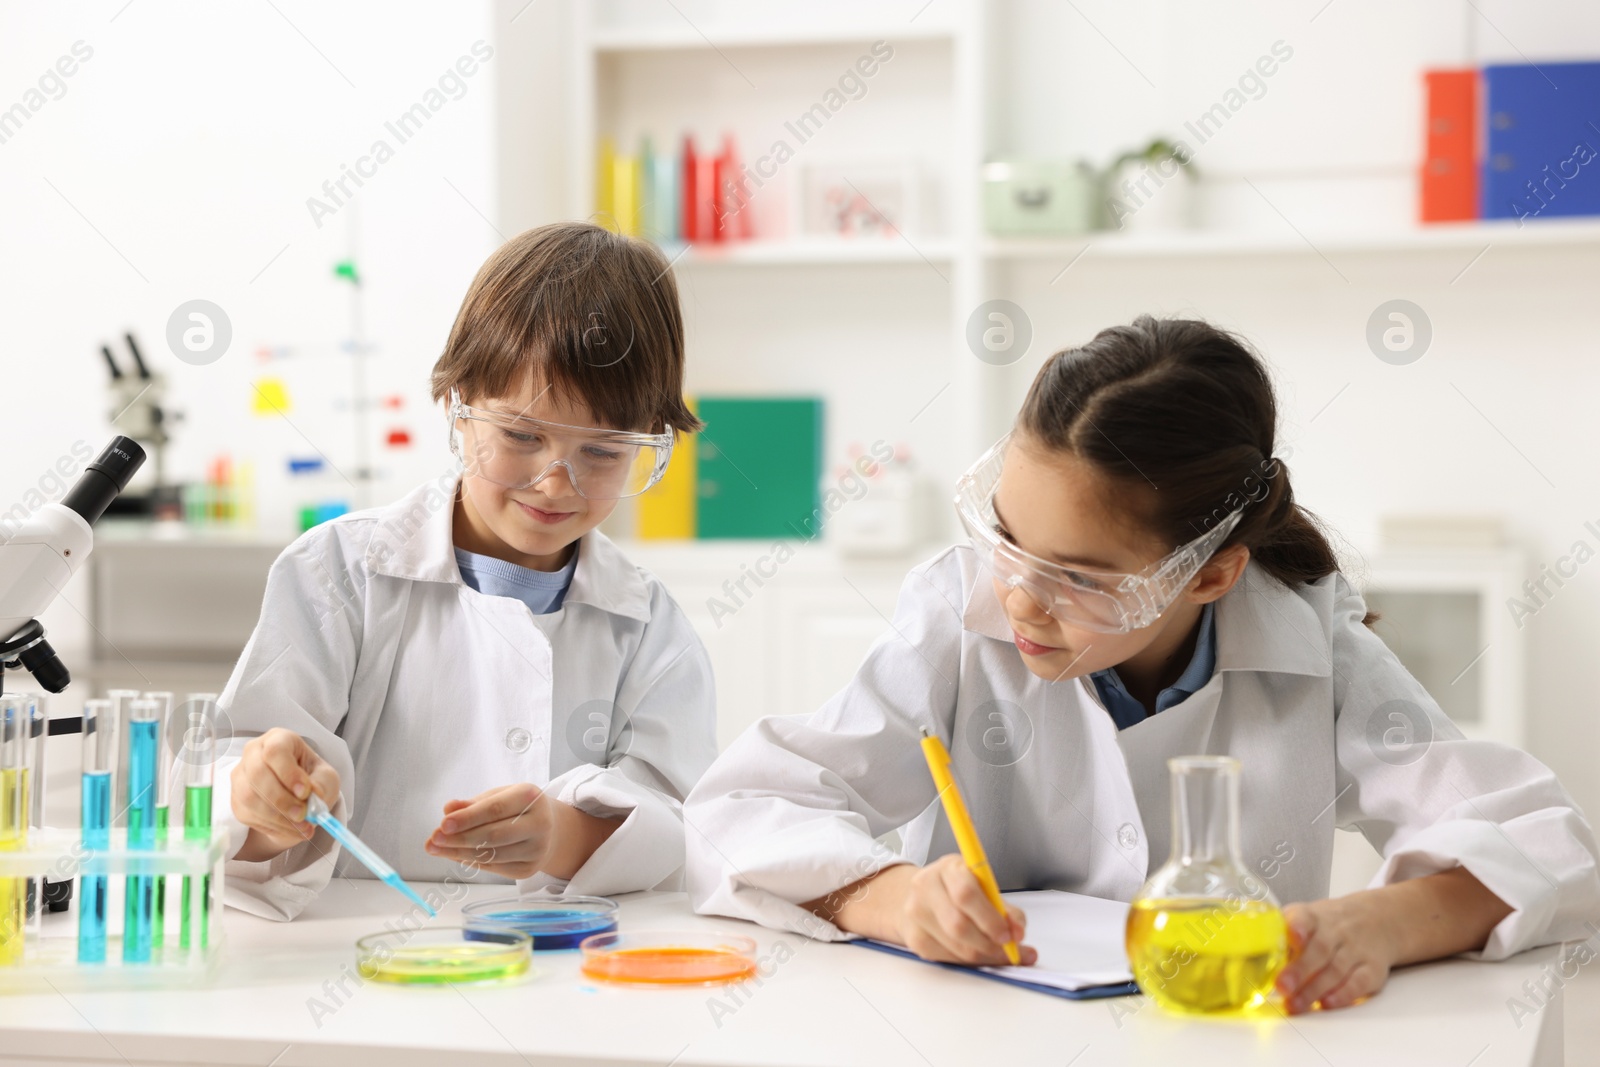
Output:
[811, 855, 1038, 967]
[231, 727, 341, 862]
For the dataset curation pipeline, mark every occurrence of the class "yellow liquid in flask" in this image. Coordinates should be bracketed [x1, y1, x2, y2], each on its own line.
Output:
[1126, 897, 1287, 1014]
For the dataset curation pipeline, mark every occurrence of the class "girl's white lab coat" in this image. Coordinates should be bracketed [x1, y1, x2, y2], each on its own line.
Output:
[685, 546, 1600, 959]
[216, 474, 717, 920]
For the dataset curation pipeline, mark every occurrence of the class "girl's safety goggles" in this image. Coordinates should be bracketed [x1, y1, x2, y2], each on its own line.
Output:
[954, 434, 1243, 634]
[449, 389, 674, 500]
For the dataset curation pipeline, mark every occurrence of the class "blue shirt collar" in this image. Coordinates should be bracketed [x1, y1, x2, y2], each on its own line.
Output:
[1090, 601, 1218, 729]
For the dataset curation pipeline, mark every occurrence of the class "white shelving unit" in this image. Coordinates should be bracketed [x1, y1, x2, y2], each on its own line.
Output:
[566, 3, 991, 745]
[569, 0, 995, 488]
[986, 218, 1600, 262]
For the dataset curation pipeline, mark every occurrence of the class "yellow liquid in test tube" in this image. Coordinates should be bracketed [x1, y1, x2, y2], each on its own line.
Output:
[1125, 897, 1287, 1014]
[0, 767, 28, 966]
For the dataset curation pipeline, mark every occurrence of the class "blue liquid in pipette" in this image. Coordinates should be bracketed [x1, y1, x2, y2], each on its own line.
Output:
[78, 771, 111, 963]
[123, 718, 158, 963]
[464, 908, 617, 950]
[302, 799, 436, 917]
[381, 872, 437, 916]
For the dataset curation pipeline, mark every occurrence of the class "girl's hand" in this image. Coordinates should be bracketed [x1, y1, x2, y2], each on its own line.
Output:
[231, 728, 340, 862]
[1277, 894, 1397, 1013]
[814, 857, 1037, 967]
[425, 783, 623, 880]
[903, 855, 1036, 966]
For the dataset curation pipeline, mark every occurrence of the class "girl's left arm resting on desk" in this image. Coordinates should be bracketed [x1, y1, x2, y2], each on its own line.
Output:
[1278, 866, 1512, 1014]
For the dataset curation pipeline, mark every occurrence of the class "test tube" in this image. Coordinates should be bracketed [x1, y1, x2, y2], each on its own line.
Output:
[25, 697, 47, 921]
[141, 691, 173, 950]
[106, 688, 140, 829]
[1, 696, 29, 966]
[78, 699, 114, 964]
[122, 698, 160, 963]
[20, 696, 45, 938]
[179, 694, 217, 953]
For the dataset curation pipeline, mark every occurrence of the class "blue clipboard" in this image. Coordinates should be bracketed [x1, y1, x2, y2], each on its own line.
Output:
[851, 939, 1139, 1001]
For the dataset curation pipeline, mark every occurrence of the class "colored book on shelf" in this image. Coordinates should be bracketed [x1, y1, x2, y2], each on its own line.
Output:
[637, 399, 697, 540]
[640, 136, 681, 243]
[695, 397, 823, 540]
[1481, 61, 1600, 222]
[715, 134, 753, 241]
[596, 138, 616, 225]
[683, 136, 719, 243]
[611, 152, 641, 235]
[1420, 69, 1478, 223]
[681, 135, 699, 241]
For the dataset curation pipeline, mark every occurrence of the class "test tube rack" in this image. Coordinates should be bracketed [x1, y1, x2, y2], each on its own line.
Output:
[0, 826, 227, 992]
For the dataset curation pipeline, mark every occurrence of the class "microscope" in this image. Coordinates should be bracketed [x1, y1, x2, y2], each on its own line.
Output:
[100, 334, 177, 517]
[0, 436, 146, 693]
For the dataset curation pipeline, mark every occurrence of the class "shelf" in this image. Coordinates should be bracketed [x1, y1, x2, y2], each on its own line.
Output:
[591, 23, 955, 53]
[665, 238, 956, 266]
[984, 218, 1600, 261]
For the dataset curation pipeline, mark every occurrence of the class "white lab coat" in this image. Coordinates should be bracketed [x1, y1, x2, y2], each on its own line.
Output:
[685, 546, 1600, 960]
[215, 474, 717, 920]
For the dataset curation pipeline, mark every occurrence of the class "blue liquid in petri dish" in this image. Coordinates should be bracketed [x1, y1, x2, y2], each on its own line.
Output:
[466, 907, 618, 951]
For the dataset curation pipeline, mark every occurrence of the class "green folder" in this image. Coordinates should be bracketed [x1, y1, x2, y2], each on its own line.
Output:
[695, 397, 823, 540]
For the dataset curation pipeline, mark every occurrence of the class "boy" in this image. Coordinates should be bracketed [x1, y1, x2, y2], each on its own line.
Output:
[219, 222, 715, 918]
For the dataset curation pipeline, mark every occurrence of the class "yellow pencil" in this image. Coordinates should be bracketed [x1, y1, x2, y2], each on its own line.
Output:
[919, 727, 1021, 965]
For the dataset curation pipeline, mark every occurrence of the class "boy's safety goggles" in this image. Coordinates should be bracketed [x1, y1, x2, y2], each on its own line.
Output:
[449, 390, 674, 500]
[954, 434, 1243, 634]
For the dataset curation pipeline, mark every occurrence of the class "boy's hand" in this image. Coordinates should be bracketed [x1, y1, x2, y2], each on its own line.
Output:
[426, 782, 555, 879]
[1277, 895, 1398, 1013]
[427, 783, 624, 880]
[230, 728, 340, 862]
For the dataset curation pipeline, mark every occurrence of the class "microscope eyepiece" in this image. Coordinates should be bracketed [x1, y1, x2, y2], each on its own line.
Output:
[60, 436, 146, 526]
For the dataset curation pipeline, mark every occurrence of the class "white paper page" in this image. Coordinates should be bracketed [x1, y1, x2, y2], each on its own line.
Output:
[977, 889, 1134, 992]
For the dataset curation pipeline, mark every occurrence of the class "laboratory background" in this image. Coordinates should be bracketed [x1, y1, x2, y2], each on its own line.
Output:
[2, 0, 1600, 1057]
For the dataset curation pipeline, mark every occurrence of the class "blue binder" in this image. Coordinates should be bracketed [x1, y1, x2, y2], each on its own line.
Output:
[1482, 61, 1600, 221]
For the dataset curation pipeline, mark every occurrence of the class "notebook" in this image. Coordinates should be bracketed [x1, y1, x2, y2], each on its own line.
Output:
[853, 889, 1139, 1000]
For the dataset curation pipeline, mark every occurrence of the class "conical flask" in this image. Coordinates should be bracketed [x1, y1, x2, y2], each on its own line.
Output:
[1125, 755, 1288, 1013]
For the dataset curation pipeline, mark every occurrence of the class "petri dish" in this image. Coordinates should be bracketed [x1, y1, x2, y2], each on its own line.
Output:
[355, 926, 532, 985]
[579, 930, 759, 987]
[462, 894, 620, 951]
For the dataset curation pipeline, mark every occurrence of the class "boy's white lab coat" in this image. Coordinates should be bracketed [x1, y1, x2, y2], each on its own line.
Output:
[216, 475, 717, 920]
[686, 547, 1600, 959]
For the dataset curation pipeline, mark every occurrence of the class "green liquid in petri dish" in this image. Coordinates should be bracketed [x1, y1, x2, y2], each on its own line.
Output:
[360, 943, 531, 985]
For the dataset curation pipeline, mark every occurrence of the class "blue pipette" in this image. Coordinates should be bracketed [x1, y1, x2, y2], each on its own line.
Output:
[303, 794, 436, 917]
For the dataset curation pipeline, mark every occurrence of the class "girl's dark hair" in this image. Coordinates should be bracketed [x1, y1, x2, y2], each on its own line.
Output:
[431, 221, 702, 437]
[1018, 315, 1366, 617]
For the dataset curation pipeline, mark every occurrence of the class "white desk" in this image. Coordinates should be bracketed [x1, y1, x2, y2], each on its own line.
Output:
[0, 882, 1565, 1066]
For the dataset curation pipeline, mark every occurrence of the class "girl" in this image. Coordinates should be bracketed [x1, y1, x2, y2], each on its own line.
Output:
[219, 222, 717, 918]
[685, 315, 1599, 1013]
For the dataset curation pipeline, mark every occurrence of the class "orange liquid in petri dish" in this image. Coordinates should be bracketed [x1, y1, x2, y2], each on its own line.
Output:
[581, 945, 758, 986]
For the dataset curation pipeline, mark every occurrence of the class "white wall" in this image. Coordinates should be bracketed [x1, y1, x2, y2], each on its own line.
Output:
[2, 0, 500, 654]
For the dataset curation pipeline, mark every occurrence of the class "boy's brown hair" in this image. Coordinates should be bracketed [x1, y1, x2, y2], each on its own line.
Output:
[431, 222, 702, 436]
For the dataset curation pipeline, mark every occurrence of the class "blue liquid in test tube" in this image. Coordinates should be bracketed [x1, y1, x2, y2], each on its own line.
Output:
[122, 702, 159, 963]
[78, 699, 114, 965]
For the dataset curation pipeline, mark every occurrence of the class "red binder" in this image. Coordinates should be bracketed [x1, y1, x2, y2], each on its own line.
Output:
[1420, 69, 1479, 222]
